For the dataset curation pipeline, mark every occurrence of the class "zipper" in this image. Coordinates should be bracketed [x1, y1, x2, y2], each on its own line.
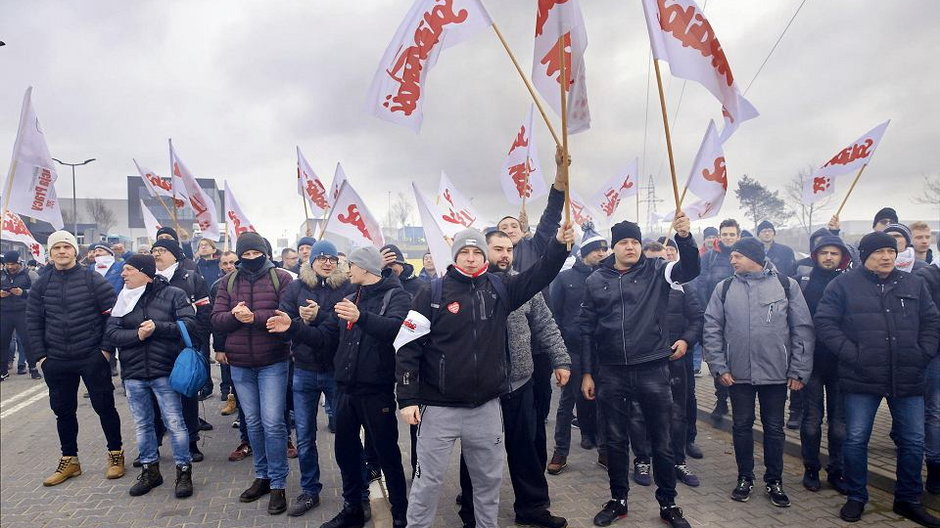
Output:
[766, 303, 774, 324]
[470, 280, 479, 393]
[619, 272, 628, 364]
[438, 356, 446, 396]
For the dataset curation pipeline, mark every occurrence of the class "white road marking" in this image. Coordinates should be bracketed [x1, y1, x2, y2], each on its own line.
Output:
[0, 383, 46, 409]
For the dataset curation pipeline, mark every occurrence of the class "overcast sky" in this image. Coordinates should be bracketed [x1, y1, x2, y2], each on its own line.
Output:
[2, 0, 939, 242]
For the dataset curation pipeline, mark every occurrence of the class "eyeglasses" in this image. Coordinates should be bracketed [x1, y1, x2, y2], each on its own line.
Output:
[314, 256, 339, 264]
[151, 248, 168, 255]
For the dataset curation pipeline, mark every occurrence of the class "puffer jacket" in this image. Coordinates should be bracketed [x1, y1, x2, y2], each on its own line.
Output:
[578, 234, 700, 373]
[765, 242, 797, 278]
[549, 259, 593, 350]
[106, 277, 197, 380]
[26, 263, 118, 361]
[279, 262, 354, 372]
[166, 265, 211, 353]
[695, 242, 735, 303]
[916, 261, 940, 324]
[210, 259, 293, 367]
[815, 266, 940, 397]
[1, 267, 38, 312]
[503, 268, 569, 390]
[703, 261, 814, 385]
[664, 287, 704, 348]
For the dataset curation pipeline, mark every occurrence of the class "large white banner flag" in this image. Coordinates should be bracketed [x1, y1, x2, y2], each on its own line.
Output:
[169, 140, 220, 240]
[1, 209, 46, 263]
[437, 171, 486, 235]
[324, 181, 385, 248]
[499, 105, 547, 205]
[674, 121, 727, 220]
[412, 182, 452, 277]
[568, 189, 599, 229]
[296, 147, 331, 213]
[590, 158, 639, 221]
[133, 159, 182, 208]
[532, 0, 591, 133]
[642, 0, 758, 131]
[331, 162, 347, 205]
[802, 120, 891, 204]
[367, 0, 493, 132]
[224, 181, 257, 243]
[2, 87, 64, 229]
[139, 199, 163, 239]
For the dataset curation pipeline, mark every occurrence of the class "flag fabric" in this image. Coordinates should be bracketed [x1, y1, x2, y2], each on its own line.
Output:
[297, 147, 331, 213]
[802, 120, 890, 204]
[367, 0, 493, 132]
[568, 190, 598, 228]
[499, 105, 547, 205]
[532, 0, 591, 133]
[590, 158, 639, 220]
[437, 171, 486, 235]
[2, 87, 64, 229]
[134, 159, 183, 209]
[139, 199, 163, 239]
[331, 162, 347, 205]
[223, 181, 257, 244]
[412, 182, 452, 277]
[679, 120, 727, 220]
[168, 140, 220, 240]
[1, 209, 46, 263]
[324, 181, 385, 248]
[642, 0, 758, 130]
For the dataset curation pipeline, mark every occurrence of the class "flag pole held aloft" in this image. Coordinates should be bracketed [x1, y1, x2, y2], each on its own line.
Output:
[558, 35, 572, 250]
[653, 59, 682, 211]
[835, 164, 868, 217]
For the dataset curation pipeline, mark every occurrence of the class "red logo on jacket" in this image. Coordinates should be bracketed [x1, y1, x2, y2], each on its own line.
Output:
[447, 302, 460, 314]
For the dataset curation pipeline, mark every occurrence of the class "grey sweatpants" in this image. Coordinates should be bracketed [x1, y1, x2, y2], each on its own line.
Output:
[407, 398, 504, 528]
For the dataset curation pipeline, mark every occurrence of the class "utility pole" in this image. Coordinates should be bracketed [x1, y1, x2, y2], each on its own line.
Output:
[639, 175, 663, 235]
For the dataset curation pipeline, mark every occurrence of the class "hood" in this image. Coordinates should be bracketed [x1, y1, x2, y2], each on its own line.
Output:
[358, 273, 402, 300]
[811, 234, 851, 271]
[298, 260, 349, 290]
[400, 262, 416, 280]
[808, 227, 831, 253]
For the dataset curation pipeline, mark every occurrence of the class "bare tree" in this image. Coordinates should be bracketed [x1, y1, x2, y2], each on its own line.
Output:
[61, 208, 77, 229]
[390, 192, 414, 228]
[912, 174, 940, 224]
[786, 166, 830, 237]
[86, 198, 116, 234]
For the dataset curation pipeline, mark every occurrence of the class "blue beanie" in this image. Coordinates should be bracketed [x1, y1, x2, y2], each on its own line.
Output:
[309, 240, 338, 262]
[297, 237, 316, 250]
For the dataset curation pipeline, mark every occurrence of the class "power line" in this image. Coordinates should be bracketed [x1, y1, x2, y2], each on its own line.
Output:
[743, 0, 809, 95]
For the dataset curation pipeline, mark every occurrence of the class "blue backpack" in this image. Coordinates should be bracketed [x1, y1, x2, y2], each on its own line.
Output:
[169, 321, 208, 398]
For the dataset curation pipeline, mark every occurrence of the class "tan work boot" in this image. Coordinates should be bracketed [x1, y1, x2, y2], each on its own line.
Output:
[106, 450, 125, 479]
[43, 456, 82, 486]
[220, 394, 237, 416]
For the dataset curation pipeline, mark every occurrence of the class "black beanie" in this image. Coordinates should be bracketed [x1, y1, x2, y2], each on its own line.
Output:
[236, 232, 267, 258]
[858, 231, 897, 264]
[731, 237, 766, 266]
[151, 239, 184, 262]
[156, 226, 180, 241]
[611, 221, 642, 246]
[756, 220, 775, 234]
[125, 254, 157, 279]
[872, 207, 898, 228]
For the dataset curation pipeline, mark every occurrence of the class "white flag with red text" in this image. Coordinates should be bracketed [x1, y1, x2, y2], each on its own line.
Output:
[499, 105, 547, 205]
[642, 0, 758, 132]
[802, 120, 890, 204]
[325, 181, 385, 248]
[224, 181, 257, 243]
[437, 171, 487, 235]
[367, 0, 493, 132]
[133, 159, 183, 208]
[532, 0, 591, 133]
[1, 209, 46, 263]
[169, 140, 220, 240]
[590, 158, 639, 221]
[412, 183, 452, 276]
[568, 190, 600, 229]
[331, 162, 347, 205]
[2, 87, 64, 230]
[139, 199, 163, 240]
[680, 121, 727, 220]
[297, 147, 331, 213]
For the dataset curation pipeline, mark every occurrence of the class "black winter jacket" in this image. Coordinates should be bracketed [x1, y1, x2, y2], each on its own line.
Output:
[208, 275, 227, 351]
[166, 265, 211, 353]
[106, 278, 197, 380]
[579, 234, 700, 373]
[1, 267, 37, 312]
[695, 243, 735, 304]
[399, 263, 426, 299]
[549, 259, 593, 350]
[26, 264, 117, 361]
[916, 263, 940, 355]
[664, 286, 704, 348]
[765, 242, 797, 278]
[814, 267, 940, 397]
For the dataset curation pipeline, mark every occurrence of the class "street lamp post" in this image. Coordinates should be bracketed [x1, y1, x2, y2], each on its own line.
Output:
[51, 157, 95, 236]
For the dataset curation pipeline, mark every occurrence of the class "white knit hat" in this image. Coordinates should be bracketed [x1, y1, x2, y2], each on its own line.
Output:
[47, 230, 79, 253]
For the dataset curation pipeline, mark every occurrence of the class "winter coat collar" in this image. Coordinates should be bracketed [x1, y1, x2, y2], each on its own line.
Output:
[298, 261, 348, 290]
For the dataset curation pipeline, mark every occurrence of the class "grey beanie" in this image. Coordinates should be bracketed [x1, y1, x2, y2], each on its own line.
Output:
[348, 246, 383, 277]
[451, 229, 487, 261]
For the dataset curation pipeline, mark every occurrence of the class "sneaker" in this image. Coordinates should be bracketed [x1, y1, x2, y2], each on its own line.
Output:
[197, 388, 213, 402]
[287, 440, 298, 459]
[547, 453, 568, 475]
[17, 365, 27, 375]
[362, 500, 371, 522]
[803, 469, 821, 491]
[197, 417, 213, 431]
[190, 442, 204, 463]
[597, 452, 608, 470]
[366, 464, 381, 482]
[571, 418, 580, 429]
[239, 478, 271, 503]
[693, 368, 703, 378]
[927, 463, 940, 495]
[827, 470, 848, 495]
[840, 499, 864, 522]
[174, 464, 193, 498]
[515, 509, 567, 528]
[321, 503, 365, 528]
[29, 368, 42, 380]
[893, 501, 940, 528]
[685, 443, 703, 459]
[106, 450, 125, 479]
[43, 456, 82, 486]
[675, 464, 700, 487]
[287, 492, 320, 517]
[220, 394, 237, 416]
[659, 505, 691, 528]
[0, 372, 9, 382]
[786, 412, 801, 430]
[580, 437, 597, 450]
[128, 462, 163, 496]
[232, 419, 240, 429]
[592, 499, 627, 527]
[765, 481, 790, 507]
[632, 461, 651, 486]
[228, 442, 252, 462]
[268, 489, 287, 515]
[731, 477, 753, 502]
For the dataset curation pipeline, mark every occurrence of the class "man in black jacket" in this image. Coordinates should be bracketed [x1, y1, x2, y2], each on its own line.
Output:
[815, 232, 940, 526]
[1, 250, 40, 380]
[757, 220, 796, 277]
[916, 238, 940, 494]
[579, 215, 699, 528]
[106, 254, 197, 498]
[381, 244, 424, 298]
[269, 246, 411, 528]
[27, 230, 123, 486]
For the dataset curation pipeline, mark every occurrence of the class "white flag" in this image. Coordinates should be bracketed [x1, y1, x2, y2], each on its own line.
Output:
[331, 162, 347, 205]
[802, 120, 890, 204]
[642, 0, 758, 130]
[297, 147, 331, 213]
[2, 87, 64, 229]
[532, 0, 591, 133]
[367, 0, 493, 132]
[499, 105, 547, 205]
[139, 199, 163, 239]
[324, 181, 385, 248]
[133, 159, 182, 209]
[412, 182, 452, 277]
[671, 121, 727, 221]
[437, 171, 486, 235]
[168, 140, 220, 240]
[224, 181, 257, 243]
[590, 158, 639, 220]
[1, 209, 46, 263]
[569, 190, 600, 229]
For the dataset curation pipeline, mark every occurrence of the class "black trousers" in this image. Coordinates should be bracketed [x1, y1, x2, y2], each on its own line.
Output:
[627, 359, 690, 465]
[1, 311, 34, 372]
[729, 383, 787, 483]
[333, 388, 408, 517]
[800, 359, 845, 474]
[532, 353, 553, 469]
[684, 354, 698, 444]
[42, 353, 122, 456]
[459, 381, 551, 522]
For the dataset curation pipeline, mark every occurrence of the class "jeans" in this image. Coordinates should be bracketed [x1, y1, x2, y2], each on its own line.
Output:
[799, 358, 844, 474]
[627, 359, 689, 465]
[155, 393, 199, 444]
[691, 342, 702, 373]
[596, 361, 677, 506]
[292, 368, 336, 497]
[926, 357, 940, 464]
[125, 377, 191, 465]
[231, 361, 290, 489]
[1, 312, 34, 372]
[844, 392, 925, 504]
[728, 383, 787, 483]
[553, 351, 596, 456]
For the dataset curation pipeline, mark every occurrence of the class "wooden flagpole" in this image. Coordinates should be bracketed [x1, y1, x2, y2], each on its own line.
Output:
[558, 35, 572, 250]
[1, 161, 18, 231]
[652, 59, 682, 212]
[223, 223, 230, 253]
[302, 195, 312, 236]
[835, 164, 868, 217]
